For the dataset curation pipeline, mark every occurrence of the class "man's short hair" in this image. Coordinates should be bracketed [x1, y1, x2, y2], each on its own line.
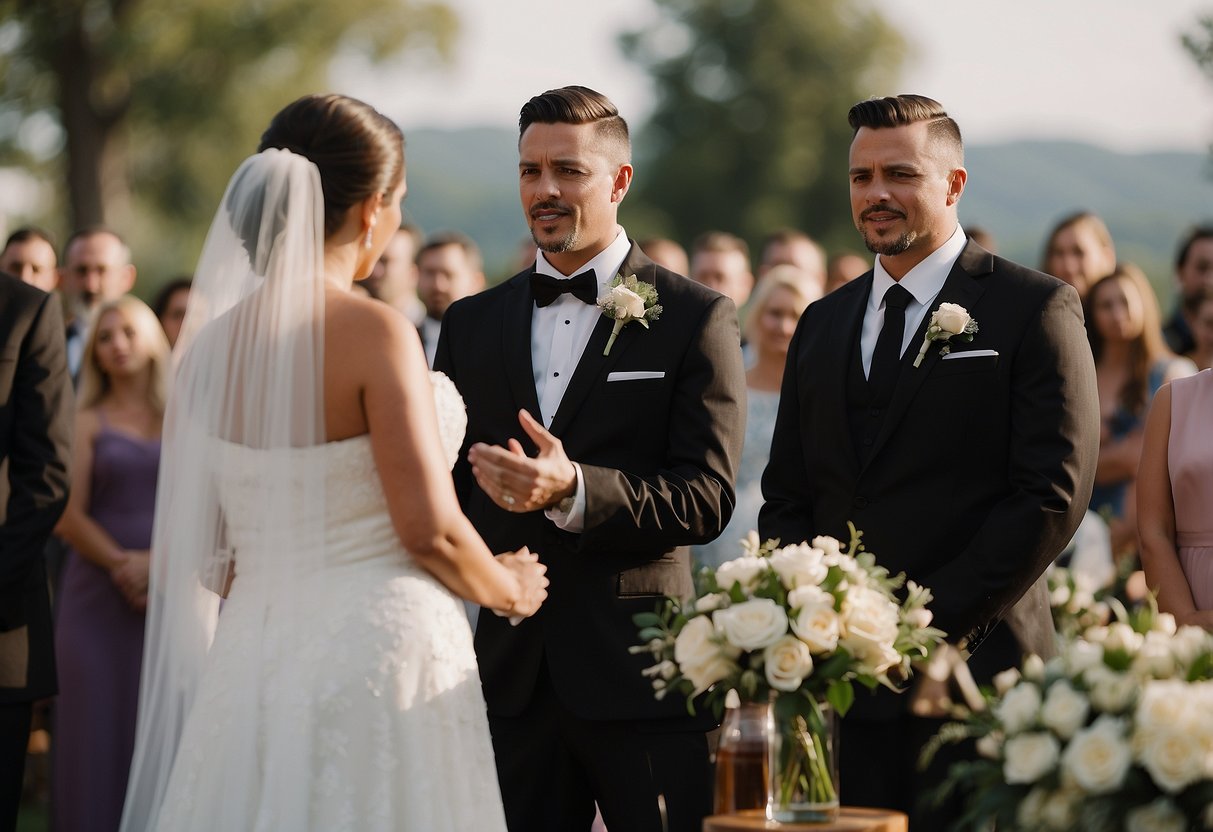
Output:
[396, 222, 424, 250]
[847, 94, 963, 163]
[63, 226, 131, 264]
[1175, 225, 1213, 270]
[417, 230, 483, 272]
[692, 231, 750, 261]
[518, 86, 630, 164]
[4, 226, 56, 253]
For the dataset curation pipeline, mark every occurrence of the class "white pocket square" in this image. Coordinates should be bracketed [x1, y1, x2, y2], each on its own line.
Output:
[607, 371, 665, 381]
[942, 349, 998, 360]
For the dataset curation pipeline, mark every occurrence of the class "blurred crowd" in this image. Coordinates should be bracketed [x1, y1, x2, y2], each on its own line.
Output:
[5, 209, 1211, 829]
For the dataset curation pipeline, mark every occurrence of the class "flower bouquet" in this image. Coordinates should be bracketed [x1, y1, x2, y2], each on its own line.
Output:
[633, 526, 944, 821]
[926, 601, 1213, 831]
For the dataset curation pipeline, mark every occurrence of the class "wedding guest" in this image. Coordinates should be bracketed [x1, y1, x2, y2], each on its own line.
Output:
[824, 250, 869, 293]
[1084, 264, 1196, 558]
[1163, 226, 1213, 355]
[58, 228, 137, 382]
[52, 296, 167, 832]
[1040, 210, 1116, 299]
[436, 85, 745, 832]
[690, 231, 753, 310]
[365, 223, 425, 325]
[1186, 288, 1213, 370]
[1, 227, 58, 292]
[760, 94, 1098, 827]
[416, 231, 484, 367]
[0, 273, 72, 830]
[638, 236, 689, 276]
[1138, 367, 1213, 628]
[758, 227, 826, 294]
[694, 266, 819, 570]
[150, 277, 192, 348]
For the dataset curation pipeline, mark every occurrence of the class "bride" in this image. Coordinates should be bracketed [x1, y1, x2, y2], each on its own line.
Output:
[119, 94, 547, 831]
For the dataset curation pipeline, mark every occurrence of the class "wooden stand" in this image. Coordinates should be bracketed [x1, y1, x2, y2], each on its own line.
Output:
[703, 807, 908, 831]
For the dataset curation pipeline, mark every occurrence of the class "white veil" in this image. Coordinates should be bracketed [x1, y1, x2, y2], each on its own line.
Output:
[121, 148, 328, 830]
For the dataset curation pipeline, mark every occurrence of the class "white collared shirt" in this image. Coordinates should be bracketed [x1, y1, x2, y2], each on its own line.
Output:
[530, 227, 632, 533]
[420, 316, 441, 368]
[860, 225, 967, 377]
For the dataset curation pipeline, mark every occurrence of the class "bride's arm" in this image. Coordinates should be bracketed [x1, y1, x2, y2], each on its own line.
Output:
[355, 305, 545, 616]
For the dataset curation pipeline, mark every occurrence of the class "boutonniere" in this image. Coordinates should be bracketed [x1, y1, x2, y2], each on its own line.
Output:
[913, 302, 978, 367]
[597, 273, 662, 356]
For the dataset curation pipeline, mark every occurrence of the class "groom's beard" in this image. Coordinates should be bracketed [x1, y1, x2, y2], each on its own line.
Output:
[529, 201, 579, 254]
[857, 204, 915, 257]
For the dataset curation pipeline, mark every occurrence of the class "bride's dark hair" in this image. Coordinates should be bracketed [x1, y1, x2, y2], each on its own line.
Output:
[258, 93, 404, 237]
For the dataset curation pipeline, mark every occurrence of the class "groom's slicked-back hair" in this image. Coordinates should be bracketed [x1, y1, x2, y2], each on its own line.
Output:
[519, 86, 631, 165]
[847, 94, 963, 165]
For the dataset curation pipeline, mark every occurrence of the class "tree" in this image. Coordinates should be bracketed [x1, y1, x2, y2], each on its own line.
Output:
[0, 0, 455, 280]
[620, 0, 907, 254]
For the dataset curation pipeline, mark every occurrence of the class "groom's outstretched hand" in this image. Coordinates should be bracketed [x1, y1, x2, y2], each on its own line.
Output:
[468, 410, 577, 513]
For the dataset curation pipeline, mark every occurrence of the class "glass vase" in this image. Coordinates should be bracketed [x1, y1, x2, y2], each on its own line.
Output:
[713, 700, 769, 815]
[766, 692, 840, 823]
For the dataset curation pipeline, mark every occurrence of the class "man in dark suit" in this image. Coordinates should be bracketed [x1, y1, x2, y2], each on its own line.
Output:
[0, 272, 73, 828]
[759, 95, 1099, 826]
[435, 86, 746, 832]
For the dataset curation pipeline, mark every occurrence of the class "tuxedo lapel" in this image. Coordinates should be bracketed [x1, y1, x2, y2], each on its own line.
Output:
[548, 245, 657, 437]
[502, 272, 542, 421]
[827, 275, 871, 470]
[865, 245, 991, 465]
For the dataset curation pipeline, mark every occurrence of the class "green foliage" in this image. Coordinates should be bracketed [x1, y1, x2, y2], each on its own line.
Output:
[619, 0, 907, 252]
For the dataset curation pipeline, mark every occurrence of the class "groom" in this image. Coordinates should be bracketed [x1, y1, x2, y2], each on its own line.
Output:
[435, 86, 745, 832]
[759, 95, 1099, 825]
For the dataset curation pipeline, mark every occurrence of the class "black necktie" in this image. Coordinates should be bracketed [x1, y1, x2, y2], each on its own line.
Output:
[868, 283, 913, 404]
[530, 269, 598, 308]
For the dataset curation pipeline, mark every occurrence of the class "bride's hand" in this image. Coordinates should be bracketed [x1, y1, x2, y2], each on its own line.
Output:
[494, 546, 548, 621]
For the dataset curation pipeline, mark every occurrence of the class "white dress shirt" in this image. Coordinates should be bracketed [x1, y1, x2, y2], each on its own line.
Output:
[420, 316, 441, 368]
[860, 225, 968, 377]
[531, 227, 632, 532]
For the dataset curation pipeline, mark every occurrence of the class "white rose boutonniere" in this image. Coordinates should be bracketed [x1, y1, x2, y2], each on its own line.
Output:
[597, 273, 662, 356]
[913, 302, 978, 367]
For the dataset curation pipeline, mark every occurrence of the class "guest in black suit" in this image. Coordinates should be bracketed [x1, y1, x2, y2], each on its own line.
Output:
[0, 272, 72, 828]
[759, 95, 1099, 826]
[435, 86, 746, 832]
[416, 231, 484, 367]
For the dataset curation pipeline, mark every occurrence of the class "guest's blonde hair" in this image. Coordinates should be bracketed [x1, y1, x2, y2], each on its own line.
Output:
[77, 295, 171, 414]
[743, 266, 820, 344]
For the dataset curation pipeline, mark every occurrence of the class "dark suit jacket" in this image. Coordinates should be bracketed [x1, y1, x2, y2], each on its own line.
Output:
[0, 273, 73, 704]
[435, 244, 746, 722]
[760, 241, 1099, 713]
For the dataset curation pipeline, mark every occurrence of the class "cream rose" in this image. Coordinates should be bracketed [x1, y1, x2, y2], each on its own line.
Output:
[788, 585, 841, 654]
[1063, 639, 1104, 676]
[1060, 715, 1131, 794]
[995, 682, 1042, 734]
[695, 592, 729, 614]
[1022, 654, 1046, 682]
[1084, 665, 1138, 713]
[714, 555, 767, 594]
[975, 731, 1003, 760]
[1131, 631, 1178, 679]
[1003, 732, 1060, 784]
[606, 284, 645, 318]
[993, 667, 1022, 696]
[1040, 680, 1090, 739]
[810, 535, 843, 560]
[1134, 680, 1187, 734]
[714, 598, 789, 651]
[840, 586, 900, 674]
[674, 615, 725, 669]
[764, 635, 814, 692]
[682, 654, 737, 696]
[1039, 788, 1079, 831]
[1126, 798, 1187, 832]
[933, 302, 971, 335]
[768, 543, 828, 590]
[1135, 726, 1207, 793]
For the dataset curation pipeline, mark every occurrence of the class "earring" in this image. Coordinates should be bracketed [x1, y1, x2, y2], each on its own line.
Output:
[364, 226, 374, 250]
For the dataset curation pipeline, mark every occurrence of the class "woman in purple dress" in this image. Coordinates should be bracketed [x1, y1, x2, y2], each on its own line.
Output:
[52, 296, 169, 832]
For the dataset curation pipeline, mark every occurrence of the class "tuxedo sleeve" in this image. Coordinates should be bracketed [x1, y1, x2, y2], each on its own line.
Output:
[0, 292, 72, 630]
[920, 283, 1098, 647]
[577, 294, 745, 550]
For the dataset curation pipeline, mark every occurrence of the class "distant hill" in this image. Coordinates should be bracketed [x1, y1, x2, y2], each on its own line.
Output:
[402, 128, 1213, 303]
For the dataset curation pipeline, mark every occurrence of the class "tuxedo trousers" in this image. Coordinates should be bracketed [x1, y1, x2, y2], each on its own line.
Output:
[487, 659, 711, 832]
[0, 703, 32, 832]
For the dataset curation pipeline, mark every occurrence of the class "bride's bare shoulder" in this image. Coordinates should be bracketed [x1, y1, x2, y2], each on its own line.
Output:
[325, 289, 422, 365]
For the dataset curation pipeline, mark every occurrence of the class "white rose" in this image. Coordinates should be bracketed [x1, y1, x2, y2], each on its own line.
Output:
[975, 731, 1003, 760]
[608, 284, 645, 318]
[1134, 680, 1187, 734]
[714, 556, 768, 594]
[1135, 725, 1207, 793]
[1132, 631, 1178, 679]
[1102, 622, 1145, 655]
[768, 543, 828, 590]
[840, 587, 900, 674]
[1040, 787, 1079, 831]
[1126, 798, 1187, 832]
[1003, 732, 1060, 784]
[788, 585, 841, 654]
[810, 535, 843, 559]
[1050, 582, 1072, 608]
[1169, 625, 1212, 667]
[933, 302, 971, 335]
[1016, 786, 1048, 828]
[714, 598, 789, 651]
[995, 682, 1042, 734]
[1040, 680, 1090, 739]
[1154, 613, 1178, 636]
[764, 635, 814, 692]
[993, 667, 1022, 696]
[1063, 639, 1104, 676]
[695, 592, 729, 614]
[1060, 715, 1132, 793]
[682, 654, 738, 696]
[1022, 653, 1046, 682]
[674, 615, 727, 669]
[1084, 665, 1138, 714]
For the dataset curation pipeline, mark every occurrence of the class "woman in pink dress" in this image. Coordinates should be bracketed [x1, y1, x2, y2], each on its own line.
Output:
[1139, 368, 1213, 625]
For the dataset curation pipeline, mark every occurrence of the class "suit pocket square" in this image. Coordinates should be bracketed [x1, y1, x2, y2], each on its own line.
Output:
[942, 349, 999, 360]
[606, 371, 665, 381]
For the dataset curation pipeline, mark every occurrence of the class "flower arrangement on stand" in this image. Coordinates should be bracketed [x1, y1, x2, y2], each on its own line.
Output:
[633, 526, 944, 822]
[927, 601, 1213, 831]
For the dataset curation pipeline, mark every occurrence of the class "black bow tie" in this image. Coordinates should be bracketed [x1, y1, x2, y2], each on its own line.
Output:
[530, 269, 598, 308]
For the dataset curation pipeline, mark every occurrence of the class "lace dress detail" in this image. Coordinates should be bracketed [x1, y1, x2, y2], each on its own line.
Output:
[152, 373, 506, 831]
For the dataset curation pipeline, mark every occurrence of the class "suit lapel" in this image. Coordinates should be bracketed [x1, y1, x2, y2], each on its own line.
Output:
[548, 244, 656, 437]
[827, 275, 871, 470]
[865, 243, 991, 466]
[502, 271, 542, 421]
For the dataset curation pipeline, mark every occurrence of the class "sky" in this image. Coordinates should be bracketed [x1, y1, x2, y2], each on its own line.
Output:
[335, 0, 1213, 153]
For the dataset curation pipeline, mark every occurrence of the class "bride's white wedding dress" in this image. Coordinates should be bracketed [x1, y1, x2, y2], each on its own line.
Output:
[151, 373, 507, 831]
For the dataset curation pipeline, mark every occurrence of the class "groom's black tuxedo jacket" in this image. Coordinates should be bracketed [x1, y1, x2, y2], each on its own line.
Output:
[436, 244, 746, 722]
[761, 241, 1098, 711]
